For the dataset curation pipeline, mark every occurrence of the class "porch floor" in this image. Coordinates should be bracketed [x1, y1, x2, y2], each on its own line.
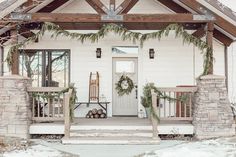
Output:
[30, 117, 193, 135]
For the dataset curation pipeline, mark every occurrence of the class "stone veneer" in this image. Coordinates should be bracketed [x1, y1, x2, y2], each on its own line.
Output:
[0, 75, 31, 139]
[193, 75, 235, 139]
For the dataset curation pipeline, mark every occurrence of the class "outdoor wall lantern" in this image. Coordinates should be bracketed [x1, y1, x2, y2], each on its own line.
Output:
[96, 48, 102, 58]
[149, 48, 155, 59]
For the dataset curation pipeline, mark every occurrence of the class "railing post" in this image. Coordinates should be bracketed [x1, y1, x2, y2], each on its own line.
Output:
[64, 89, 72, 139]
[151, 89, 160, 140]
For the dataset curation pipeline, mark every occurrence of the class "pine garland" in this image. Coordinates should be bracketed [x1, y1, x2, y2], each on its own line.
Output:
[6, 22, 213, 75]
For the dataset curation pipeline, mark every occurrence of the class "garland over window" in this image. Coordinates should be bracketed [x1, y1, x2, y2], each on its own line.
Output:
[6, 22, 213, 75]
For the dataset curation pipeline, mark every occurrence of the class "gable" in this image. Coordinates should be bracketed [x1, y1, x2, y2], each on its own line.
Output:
[56, 0, 172, 14]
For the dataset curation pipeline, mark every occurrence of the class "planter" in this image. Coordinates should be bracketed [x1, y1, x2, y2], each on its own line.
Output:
[145, 107, 151, 118]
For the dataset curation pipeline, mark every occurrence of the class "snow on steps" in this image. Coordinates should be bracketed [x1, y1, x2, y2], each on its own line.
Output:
[69, 130, 153, 137]
[61, 136, 161, 145]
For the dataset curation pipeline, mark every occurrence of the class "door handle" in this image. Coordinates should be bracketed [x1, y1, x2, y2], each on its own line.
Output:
[135, 85, 138, 99]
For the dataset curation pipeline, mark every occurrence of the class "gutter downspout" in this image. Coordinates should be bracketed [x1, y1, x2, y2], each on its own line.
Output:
[224, 45, 228, 91]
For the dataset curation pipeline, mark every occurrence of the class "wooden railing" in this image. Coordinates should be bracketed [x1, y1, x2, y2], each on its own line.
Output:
[28, 87, 68, 122]
[152, 87, 197, 121]
[151, 87, 197, 139]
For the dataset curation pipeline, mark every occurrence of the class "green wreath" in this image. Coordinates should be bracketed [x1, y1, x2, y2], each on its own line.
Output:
[115, 74, 134, 96]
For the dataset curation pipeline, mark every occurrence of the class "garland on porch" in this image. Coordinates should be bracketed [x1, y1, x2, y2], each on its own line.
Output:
[115, 74, 134, 96]
[32, 83, 77, 121]
[141, 83, 188, 121]
[6, 22, 212, 75]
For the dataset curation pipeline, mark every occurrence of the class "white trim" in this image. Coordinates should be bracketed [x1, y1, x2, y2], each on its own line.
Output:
[0, 0, 27, 18]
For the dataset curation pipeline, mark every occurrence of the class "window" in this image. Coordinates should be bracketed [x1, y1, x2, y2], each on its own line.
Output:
[116, 61, 135, 73]
[112, 46, 138, 54]
[19, 49, 70, 87]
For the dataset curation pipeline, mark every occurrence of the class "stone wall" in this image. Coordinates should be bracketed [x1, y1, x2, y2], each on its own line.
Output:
[0, 75, 31, 139]
[193, 75, 235, 139]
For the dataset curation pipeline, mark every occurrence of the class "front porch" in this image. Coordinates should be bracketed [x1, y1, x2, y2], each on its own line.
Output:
[30, 117, 193, 144]
[27, 86, 196, 144]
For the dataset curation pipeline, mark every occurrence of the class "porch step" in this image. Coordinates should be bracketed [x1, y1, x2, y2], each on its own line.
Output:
[70, 130, 153, 137]
[61, 136, 160, 145]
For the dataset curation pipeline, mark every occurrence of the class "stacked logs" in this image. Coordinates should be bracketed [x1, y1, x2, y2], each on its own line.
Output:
[86, 108, 106, 119]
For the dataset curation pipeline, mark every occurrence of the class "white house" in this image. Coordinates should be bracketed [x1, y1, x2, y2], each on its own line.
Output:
[0, 0, 235, 144]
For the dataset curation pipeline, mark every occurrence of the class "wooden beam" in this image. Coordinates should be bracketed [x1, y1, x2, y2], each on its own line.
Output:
[110, 0, 116, 11]
[192, 25, 206, 38]
[157, 0, 188, 13]
[213, 29, 233, 46]
[19, 26, 35, 39]
[20, 13, 213, 23]
[0, 31, 10, 45]
[48, 22, 203, 30]
[116, 0, 138, 14]
[157, 0, 234, 46]
[85, 0, 108, 14]
[178, 0, 236, 37]
[10, 29, 19, 75]
[37, 0, 69, 12]
[206, 22, 214, 74]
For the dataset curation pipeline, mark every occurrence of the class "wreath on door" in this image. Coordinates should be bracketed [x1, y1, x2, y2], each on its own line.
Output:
[115, 74, 134, 96]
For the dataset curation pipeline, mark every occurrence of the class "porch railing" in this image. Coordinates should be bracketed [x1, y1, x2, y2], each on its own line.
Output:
[151, 87, 197, 121]
[151, 87, 197, 139]
[28, 87, 68, 122]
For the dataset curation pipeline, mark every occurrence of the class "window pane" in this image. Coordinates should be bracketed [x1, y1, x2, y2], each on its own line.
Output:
[116, 61, 134, 73]
[112, 46, 138, 54]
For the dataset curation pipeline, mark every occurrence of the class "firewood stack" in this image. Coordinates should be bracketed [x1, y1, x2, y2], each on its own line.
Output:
[86, 108, 106, 118]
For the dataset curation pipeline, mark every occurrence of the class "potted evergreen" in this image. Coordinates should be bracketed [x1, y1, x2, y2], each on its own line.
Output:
[141, 83, 159, 118]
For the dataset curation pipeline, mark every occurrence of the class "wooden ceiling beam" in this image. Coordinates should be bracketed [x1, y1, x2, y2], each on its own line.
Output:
[192, 25, 206, 38]
[85, 0, 108, 14]
[110, 0, 116, 10]
[157, 0, 234, 46]
[157, 0, 188, 13]
[178, 0, 236, 37]
[24, 22, 204, 30]
[0, 31, 10, 45]
[116, 0, 139, 14]
[18, 26, 36, 39]
[213, 29, 233, 46]
[37, 0, 69, 12]
[16, 13, 213, 23]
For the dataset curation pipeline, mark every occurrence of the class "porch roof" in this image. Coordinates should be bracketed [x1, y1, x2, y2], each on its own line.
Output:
[0, 0, 236, 46]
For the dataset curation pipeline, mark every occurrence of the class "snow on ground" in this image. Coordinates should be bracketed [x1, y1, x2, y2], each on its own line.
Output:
[2, 144, 75, 157]
[139, 138, 236, 157]
[2, 137, 236, 157]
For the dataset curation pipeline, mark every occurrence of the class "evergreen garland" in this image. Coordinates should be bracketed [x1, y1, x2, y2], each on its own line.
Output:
[141, 83, 188, 121]
[6, 22, 212, 75]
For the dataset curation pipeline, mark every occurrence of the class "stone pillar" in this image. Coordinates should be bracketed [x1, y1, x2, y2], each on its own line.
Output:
[0, 75, 31, 139]
[193, 75, 235, 139]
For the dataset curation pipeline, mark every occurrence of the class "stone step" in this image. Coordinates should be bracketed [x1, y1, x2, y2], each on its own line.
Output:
[70, 125, 152, 131]
[70, 130, 153, 137]
[62, 136, 161, 145]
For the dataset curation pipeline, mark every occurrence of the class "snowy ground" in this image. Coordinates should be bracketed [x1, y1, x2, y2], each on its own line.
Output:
[2, 137, 236, 157]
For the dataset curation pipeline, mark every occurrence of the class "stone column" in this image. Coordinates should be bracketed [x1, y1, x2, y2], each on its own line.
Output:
[0, 75, 31, 139]
[193, 75, 235, 139]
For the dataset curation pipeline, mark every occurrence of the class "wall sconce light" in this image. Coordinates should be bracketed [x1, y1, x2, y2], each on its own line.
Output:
[96, 48, 102, 58]
[149, 48, 155, 59]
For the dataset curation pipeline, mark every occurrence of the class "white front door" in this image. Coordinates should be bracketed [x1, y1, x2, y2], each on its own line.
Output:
[112, 58, 138, 116]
